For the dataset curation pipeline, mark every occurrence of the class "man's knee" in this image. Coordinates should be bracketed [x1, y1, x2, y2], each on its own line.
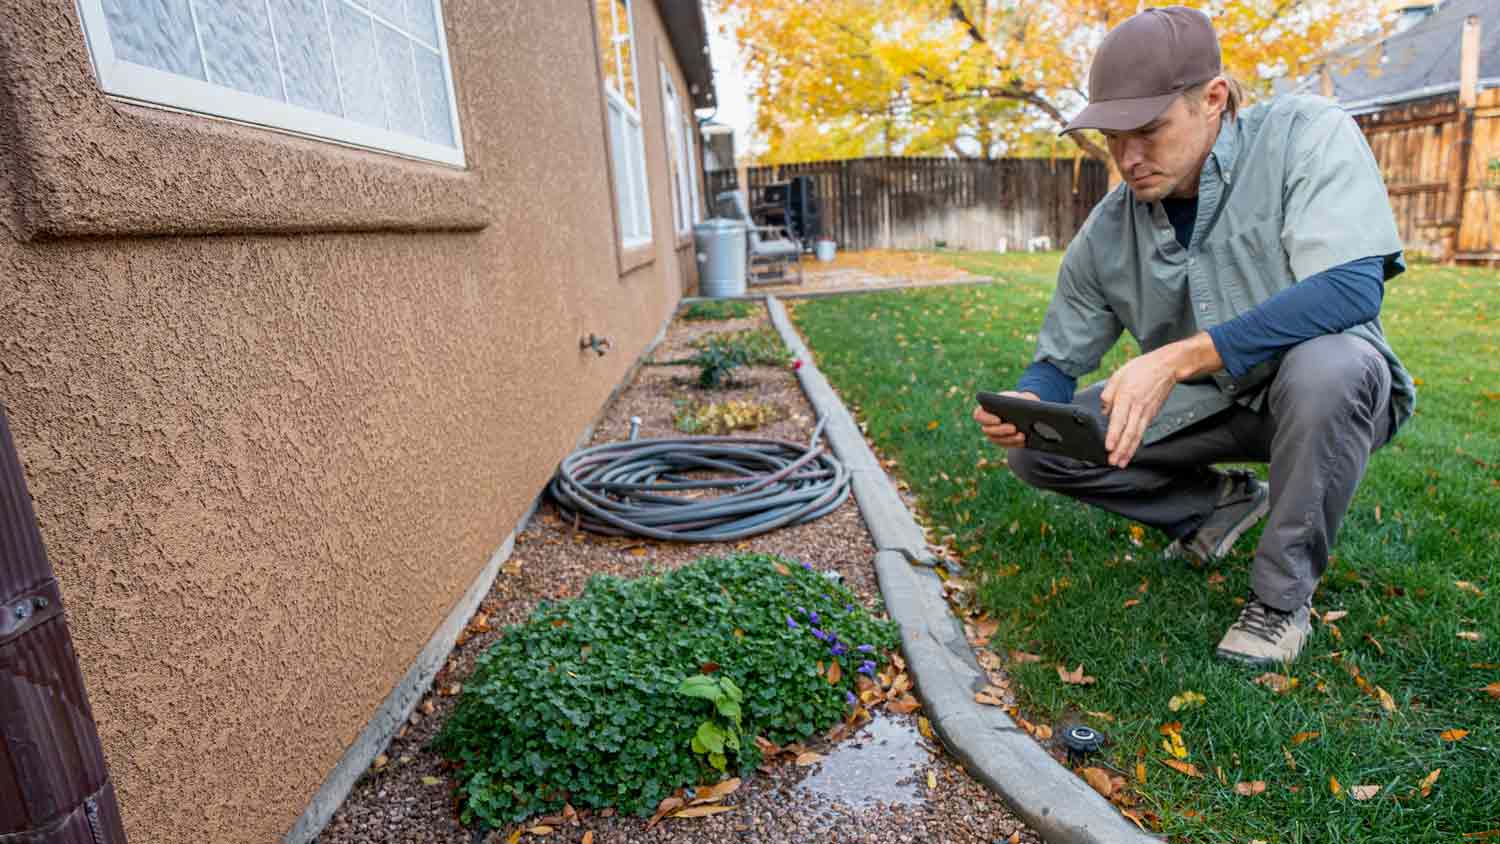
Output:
[1006, 446, 1078, 491]
[1272, 334, 1389, 422]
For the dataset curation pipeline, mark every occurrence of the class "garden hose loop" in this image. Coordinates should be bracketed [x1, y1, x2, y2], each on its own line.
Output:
[547, 420, 849, 542]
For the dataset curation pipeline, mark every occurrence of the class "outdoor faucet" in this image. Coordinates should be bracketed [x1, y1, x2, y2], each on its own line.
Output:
[580, 333, 612, 356]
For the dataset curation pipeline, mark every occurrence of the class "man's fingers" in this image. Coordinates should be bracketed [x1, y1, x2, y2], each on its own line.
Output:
[1113, 406, 1149, 468]
[1104, 394, 1131, 452]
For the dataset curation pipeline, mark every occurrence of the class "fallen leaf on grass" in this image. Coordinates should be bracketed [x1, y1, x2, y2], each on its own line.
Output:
[1283, 746, 1297, 771]
[1481, 682, 1500, 699]
[1168, 691, 1206, 711]
[1253, 673, 1297, 693]
[1463, 831, 1500, 841]
[1377, 686, 1397, 713]
[1441, 728, 1470, 742]
[773, 562, 791, 576]
[670, 805, 737, 819]
[1291, 730, 1320, 745]
[1161, 759, 1203, 778]
[1086, 710, 1115, 722]
[1136, 761, 1147, 783]
[1458, 631, 1484, 642]
[1083, 767, 1116, 797]
[1120, 809, 1149, 832]
[1123, 598, 1141, 608]
[1010, 650, 1042, 664]
[1421, 768, 1442, 798]
[1330, 776, 1343, 797]
[1322, 610, 1349, 623]
[1352, 785, 1382, 801]
[1057, 664, 1097, 685]
[795, 752, 825, 766]
[1234, 780, 1267, 796]
[1456, 581, 1486, 597]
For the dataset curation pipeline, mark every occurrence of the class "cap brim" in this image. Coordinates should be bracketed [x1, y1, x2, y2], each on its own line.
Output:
[1060, 91, 1179, 135]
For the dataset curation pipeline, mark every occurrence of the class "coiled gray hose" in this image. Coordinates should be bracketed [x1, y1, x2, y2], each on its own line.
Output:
[547, 418, 849, 541]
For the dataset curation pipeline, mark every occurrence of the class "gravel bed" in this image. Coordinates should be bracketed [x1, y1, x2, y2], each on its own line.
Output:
[314, 306, 1038, 844]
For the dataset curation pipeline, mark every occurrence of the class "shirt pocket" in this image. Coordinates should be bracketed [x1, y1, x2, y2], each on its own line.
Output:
[1204, 218, 1288, 317]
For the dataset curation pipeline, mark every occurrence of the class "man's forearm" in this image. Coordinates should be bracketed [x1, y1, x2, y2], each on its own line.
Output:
[1163, 331, 1224, 383]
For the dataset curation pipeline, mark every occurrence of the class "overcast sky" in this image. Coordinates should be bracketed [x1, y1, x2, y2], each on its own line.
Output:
[703, 6, 759, 155]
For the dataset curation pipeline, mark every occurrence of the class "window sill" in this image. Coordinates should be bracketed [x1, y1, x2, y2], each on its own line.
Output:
[3, 39, 489, 241]
[619, 242, 656, 275]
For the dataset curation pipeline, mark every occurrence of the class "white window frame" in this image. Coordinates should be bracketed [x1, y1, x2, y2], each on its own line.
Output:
[684, 105, 703, 227]
[600, 0, 651, 248]
[74, 0, 466, 167]
[660, 65, 693, 237]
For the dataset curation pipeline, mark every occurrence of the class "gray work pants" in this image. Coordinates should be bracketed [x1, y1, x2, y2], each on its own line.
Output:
[1007, 334, 1393, 612]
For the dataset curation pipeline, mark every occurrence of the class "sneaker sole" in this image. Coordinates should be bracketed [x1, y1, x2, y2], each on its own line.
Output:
[1213, 646, 1285, 667]
[1203, 486, 1271, 559]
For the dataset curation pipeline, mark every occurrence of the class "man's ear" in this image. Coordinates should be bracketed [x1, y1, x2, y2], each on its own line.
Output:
[1206, 77, 1230, 120]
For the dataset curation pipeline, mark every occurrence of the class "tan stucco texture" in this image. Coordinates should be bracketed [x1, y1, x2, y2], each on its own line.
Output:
[0, 1, 700, 841]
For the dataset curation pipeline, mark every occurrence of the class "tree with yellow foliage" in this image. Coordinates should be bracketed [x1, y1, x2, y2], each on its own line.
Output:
[719, 0, 1384, 165]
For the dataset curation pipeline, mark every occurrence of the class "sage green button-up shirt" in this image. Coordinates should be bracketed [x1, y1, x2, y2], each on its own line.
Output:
[1035, 94, 1415, 445]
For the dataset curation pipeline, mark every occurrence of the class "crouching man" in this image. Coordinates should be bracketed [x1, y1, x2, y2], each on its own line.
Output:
[973, 6, 1414, 666]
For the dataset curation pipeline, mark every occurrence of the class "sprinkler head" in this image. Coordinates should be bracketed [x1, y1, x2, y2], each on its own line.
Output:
[1061, 724, 1105, 767]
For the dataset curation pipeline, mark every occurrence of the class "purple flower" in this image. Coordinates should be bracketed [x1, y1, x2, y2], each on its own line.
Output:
[802, 562, 814, 571]
[809, 610, 820, 625]
[857, 644, 875, 653]
[830, 642, 848, 656]
[787, 615, 799, 629]
[810, 628, 827, 641]
[858, 660, 876, 676]
[796, 606, 807, 616]
[845, 604, 855, 613]
[846, 691, 857, 706]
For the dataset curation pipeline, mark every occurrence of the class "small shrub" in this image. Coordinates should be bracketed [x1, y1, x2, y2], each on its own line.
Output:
[674, 399, 784, 434]
[433, 553, 898, 829]
[690, 328, 792, 367]
[682, 300, 756, 321]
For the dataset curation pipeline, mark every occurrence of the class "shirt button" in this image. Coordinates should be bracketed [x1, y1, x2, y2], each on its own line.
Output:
[1199, 303, 1209, 312]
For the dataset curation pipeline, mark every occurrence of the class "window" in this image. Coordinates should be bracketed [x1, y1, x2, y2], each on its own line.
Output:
[660, 65, 702, 237]
[596, 0, 651, 248]
[76, 0, 465, 167]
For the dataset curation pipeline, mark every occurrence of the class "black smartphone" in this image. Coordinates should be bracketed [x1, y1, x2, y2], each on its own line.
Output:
[975, 391, 1110, 465]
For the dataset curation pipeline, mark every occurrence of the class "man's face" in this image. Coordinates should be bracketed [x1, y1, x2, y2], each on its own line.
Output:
[1103, 83, 1226, 202]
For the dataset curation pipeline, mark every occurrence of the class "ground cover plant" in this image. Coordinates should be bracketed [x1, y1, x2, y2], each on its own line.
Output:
[690, 327, 794, 368]
[434, 552, 899, 830]
[674, 398, 784, 435]
[792, 252, 1499, 842]
[681, 299, 757, 321]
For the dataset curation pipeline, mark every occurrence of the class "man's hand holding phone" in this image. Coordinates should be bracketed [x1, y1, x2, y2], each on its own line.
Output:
[972, 391, 1040, 448]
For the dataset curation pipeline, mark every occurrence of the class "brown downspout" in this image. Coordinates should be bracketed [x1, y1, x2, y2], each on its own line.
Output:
[0, 403, 128, 843]
[1444, 15, 1481, 264]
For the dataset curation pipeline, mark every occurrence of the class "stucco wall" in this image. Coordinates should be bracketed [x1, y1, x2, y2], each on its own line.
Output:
[0, 1, 701, 841]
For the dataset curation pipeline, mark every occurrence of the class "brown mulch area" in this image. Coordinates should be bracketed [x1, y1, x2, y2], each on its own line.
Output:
[314, 305, 1037, 844]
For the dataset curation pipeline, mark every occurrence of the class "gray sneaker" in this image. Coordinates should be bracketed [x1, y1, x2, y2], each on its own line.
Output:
[1215, 596, 1312, 666]
[1163, 470, 1269, 564]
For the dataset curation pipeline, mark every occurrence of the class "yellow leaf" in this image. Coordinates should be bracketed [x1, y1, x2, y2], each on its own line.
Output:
[1377, 686, 1397, 713]
[1161, 758, 1203, 778]
[1420, 768, 1442, 798]
[1252, 673, 1297, 693]
[927, 770, 938, 790]
[1321, 610, 1349, 623]
[1234, 780, 1267, 796]
[421, 776, 442, 786]
[1330, 776, 1343, 797]
[1352, 785, 1381, 801]
[1086, 710, 1115, 722]
[1168, 691, 1206, 711]
[927, 420, 940, 430]
[918, 716, 933, 740]
[1441, 728, 1470, 742]
[1481, 682, 1500, 699]
[372, 754, 388, 770]
[527, 826, 555, 835]
[507, 830, 522, 844]
[1456, 581, 1486, 597]
[582, 833, 594, 844]
[795, 752, 825, 766]
[1283, 746, 1297, 771]
[1459, 631, 1484, 642]
[1291, 731, 1320, 746]
[669, 805, 736, 818]
[629, 547, 648, 557]
[1135, 761, 1147, 783]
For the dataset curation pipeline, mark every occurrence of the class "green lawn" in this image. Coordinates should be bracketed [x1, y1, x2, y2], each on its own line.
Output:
[791, 252, 1499, 843]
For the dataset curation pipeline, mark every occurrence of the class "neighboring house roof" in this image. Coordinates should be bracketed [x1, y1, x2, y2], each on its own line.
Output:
[1311, 0, 1500, 114]
[660, 0, 716, 109]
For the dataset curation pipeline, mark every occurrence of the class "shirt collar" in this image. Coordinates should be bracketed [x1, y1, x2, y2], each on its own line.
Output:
[1208, 114, 1240, 185]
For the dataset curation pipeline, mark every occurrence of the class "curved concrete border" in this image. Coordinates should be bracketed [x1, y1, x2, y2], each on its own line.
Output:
[766, 295, 1160, 844]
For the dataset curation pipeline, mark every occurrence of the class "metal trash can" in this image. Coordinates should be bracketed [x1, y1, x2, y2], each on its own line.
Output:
[693, 218, 748, 297]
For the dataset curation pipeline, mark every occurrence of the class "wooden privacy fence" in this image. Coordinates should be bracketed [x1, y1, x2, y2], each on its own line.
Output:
[707, 156, 1109, 253]
[1357, 87, 1500, 263]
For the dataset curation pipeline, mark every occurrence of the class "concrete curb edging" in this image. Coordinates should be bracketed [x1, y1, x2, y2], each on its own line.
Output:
[766, 295, 1159, 844]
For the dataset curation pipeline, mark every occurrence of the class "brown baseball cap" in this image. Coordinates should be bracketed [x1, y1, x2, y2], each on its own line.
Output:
[1062, 6, 1222, 134]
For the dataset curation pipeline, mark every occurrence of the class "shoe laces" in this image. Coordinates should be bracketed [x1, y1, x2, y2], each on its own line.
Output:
[1234, 597, 1293, 644]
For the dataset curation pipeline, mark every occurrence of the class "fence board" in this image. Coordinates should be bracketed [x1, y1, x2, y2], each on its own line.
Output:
[705, 156, 1108, 251]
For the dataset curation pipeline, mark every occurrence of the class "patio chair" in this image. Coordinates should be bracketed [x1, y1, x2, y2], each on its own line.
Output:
[715, 190, 804, 286]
